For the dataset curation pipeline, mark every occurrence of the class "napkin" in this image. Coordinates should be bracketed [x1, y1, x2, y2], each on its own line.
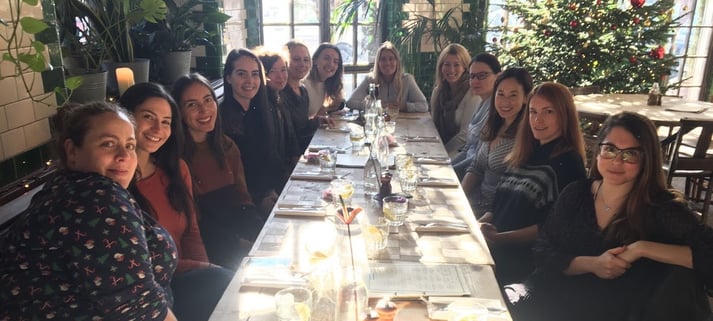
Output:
[415, 156, 451, 165]
[325, 127, 351, 133]
[414, 224, 470, 233]
[417, 177, 459, 187]
[401, 136, 440, 143]
[664, 106, 708, 113]
[290, 172, 335, 181]
[274, 208, 325, 217]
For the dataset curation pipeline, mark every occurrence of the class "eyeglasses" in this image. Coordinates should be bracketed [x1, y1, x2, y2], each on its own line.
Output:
[469, 72, 492, 80]
[598, 143, 642, 164]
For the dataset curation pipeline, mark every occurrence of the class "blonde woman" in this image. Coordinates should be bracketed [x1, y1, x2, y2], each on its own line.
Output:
[430, 43, 481, 156]
[346, 41, 427, 112]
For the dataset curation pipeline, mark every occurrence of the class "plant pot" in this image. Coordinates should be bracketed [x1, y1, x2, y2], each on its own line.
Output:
[69, 70, 108, 103]
[159, 50, 192, 85]
[102, 59, 150, 97]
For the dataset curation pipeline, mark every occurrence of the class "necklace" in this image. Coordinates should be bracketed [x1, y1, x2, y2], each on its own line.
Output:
[594, 181, 614, 212]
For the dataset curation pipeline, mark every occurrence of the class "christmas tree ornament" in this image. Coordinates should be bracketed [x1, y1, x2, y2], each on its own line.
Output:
[570, 20, 579, 27]
[596, 0, 602, 5]
[610, 24, 617, 30]
[492, 37, 498, 43]
[629, 56, 637, 64]
[630, 0, 644, 8]
[568, 3, 577, 10]
[543, 30, 552, 37]
[633, 17, 640, 24]
[644, 19, 651, 26]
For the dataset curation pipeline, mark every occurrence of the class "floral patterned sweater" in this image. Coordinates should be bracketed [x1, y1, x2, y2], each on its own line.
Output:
[0, 171, 177, 320]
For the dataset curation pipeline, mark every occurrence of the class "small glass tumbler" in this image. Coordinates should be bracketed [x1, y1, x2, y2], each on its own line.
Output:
[349, 127, 365, 151]
[399, 168, 419, 195]
[365, 217, 389, 258]
[319, 148, 338, 176]
[382, 195, 408, 226]
[330, 178, 354, 206]
[275, 287, 313, 321]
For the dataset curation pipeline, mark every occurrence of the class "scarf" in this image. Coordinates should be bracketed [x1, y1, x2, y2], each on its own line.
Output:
[432, 78, 469, 143]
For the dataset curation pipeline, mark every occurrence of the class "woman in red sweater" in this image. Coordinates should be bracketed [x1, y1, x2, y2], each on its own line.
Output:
[120, 82, 232, 321]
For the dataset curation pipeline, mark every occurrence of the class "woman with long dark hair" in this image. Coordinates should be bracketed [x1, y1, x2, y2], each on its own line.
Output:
[508, 112, 713, 321]
[304, 43, 345, 118]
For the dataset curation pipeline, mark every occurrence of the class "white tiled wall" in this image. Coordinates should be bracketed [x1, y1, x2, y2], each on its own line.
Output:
[224, 0, 247, 50]
[0, 1, 57, 161]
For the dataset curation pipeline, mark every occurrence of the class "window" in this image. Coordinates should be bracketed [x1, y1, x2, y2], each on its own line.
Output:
[260, 0, 379, 97]
[666, 0, 712, 100]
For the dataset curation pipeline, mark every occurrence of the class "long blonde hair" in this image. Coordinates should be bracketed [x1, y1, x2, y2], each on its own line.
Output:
[371, 41, 404, 106]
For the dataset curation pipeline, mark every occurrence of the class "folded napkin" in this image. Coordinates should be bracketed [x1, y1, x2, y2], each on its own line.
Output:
[274, 208, 325, 217]
[664, 106, 708, 113]
[414, 223, 470, 233]
[417, 177, 459, 187]
[291, 172, 335, 181]
[401, 136, 440, 143]
[324, 127, 351, 133]
[415, 156, 451, 165]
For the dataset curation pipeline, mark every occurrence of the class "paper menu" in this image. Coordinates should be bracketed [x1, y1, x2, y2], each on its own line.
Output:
[366, 262, 471, 298]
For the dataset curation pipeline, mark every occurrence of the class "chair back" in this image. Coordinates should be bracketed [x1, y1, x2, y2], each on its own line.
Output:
[579, 111, 609, 171]
[666, 118, 713, 184]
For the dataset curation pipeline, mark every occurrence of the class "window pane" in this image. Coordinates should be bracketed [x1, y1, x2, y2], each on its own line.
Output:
[263, 26, 292, 47]
[262, 0, 291, 24]
[295, 0, 320, 23]
[331, 25, 354, 65]
[294, 26, 321, 52]
[357, 24, 377, 65]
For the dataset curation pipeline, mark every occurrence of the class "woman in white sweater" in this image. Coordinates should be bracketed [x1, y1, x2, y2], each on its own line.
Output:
[346, 41, 428, 113]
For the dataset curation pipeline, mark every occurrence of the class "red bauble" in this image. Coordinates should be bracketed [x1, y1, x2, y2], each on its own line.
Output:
[650, 45, 665, 59]
[596, 0, 602, 4]
[630, 0, 644, 8]
[611, 24, 617, 30]
[544, 30, 552, 37]
[633, 17, 640, 24]
[629, 56, 637, 64]
[568, 3, 577, 10]
[492, 37, 498, 43]
[570, 20, 579, 27]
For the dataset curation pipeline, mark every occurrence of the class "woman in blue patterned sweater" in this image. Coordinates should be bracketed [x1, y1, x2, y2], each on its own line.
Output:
[0, 102, 178, 321]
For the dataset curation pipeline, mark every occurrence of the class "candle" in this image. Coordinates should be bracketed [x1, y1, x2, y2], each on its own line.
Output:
[116, 67, 135, 96]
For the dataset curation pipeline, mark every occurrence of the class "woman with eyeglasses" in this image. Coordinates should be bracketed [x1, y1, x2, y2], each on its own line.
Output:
[506, 112, 713, 321]
[479, 82, 587, 284]
[346, 41, 428, 113]
[452, 53, 503, 179]
[430, 43, 481, 156]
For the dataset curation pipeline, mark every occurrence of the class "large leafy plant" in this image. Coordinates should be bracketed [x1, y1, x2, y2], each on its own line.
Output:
[143, 0, 230, 53]
[57, 0, 167, 71]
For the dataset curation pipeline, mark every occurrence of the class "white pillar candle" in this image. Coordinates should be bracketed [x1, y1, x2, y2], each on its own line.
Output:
[116, 67, 135, 96]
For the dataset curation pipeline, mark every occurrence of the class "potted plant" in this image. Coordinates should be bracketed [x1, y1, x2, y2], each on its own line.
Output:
[57, 0, 167, 97]
[136, 0, 230, 84]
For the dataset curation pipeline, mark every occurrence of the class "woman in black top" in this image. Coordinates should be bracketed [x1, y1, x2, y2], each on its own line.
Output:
[507, 112, 713, 321]
[220, 48, 283, 215]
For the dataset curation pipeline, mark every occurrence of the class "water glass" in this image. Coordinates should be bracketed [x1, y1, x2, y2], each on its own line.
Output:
[386, 105, 400, 121]
[330, 178, 355, 206]
[399, 168, 418, 194]
[275, 287, 313, 321]
[383, 121, 396, 136]
[382, 195, 408, 226]
[364, 217, 389, 257]
[349, 128, 365, 151]
[319, 149, 338, 176]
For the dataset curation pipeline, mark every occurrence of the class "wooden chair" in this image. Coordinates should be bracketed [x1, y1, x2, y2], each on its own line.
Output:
[662, 118, 713, 221]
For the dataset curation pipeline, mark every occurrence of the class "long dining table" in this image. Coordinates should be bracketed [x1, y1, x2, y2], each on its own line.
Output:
[207, 113, 512, 321]
[574, 93, 713, 126]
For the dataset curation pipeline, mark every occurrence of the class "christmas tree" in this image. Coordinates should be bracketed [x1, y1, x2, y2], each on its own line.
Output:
[494, 0, 686, 93]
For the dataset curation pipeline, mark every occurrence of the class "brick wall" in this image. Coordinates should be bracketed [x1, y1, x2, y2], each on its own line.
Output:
[223, 0, 248, 51]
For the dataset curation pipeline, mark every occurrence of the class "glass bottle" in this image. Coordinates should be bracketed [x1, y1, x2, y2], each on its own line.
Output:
[648, 83, 661, 106]
[334, 265, 369, 321]
[364, 83, 378, 145]
[363, 156, 381, 197]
